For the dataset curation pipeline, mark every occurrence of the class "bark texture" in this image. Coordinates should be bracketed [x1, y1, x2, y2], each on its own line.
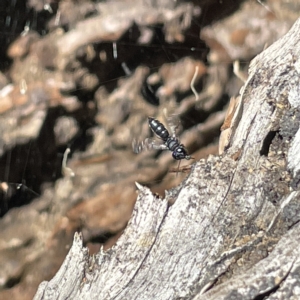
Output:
[34, 18, 300, 300]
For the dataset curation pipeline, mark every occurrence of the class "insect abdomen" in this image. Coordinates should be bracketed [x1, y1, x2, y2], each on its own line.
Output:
[148, 117, 169, 141]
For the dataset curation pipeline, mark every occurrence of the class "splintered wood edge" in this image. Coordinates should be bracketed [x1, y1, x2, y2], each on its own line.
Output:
[85, 184, 169, 299]
[34, 184, 169, 299]
[33, 233, 89, 300]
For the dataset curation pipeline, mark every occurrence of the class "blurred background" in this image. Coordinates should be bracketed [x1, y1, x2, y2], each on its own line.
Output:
[0, 0, 298, 299]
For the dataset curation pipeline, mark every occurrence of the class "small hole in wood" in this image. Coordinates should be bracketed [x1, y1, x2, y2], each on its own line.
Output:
[259, 131, 277, 156]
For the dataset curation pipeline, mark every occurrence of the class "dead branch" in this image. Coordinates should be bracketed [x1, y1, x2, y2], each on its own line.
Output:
[34, 18, 300, 300]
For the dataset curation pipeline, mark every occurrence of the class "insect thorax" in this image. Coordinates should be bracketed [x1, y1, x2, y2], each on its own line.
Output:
[165, 137, 180, 151]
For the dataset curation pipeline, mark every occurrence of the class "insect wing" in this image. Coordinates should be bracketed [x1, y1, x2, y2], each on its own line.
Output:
[132, 138, 168, 154]
[163, 113, 181, 138]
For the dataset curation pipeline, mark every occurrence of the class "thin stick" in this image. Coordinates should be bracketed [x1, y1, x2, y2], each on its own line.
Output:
[233, 61, 247, 83]
[256, 0, 274, 14]
[62, 148, 75, 177]
[190, 66, 199, 101]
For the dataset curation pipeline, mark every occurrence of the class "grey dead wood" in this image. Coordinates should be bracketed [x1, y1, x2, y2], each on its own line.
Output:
[34, 18, 300, 300]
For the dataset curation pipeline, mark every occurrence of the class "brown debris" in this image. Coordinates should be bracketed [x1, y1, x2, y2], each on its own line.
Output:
[66, 183, 136, 240]
[157, 57, 206, 98]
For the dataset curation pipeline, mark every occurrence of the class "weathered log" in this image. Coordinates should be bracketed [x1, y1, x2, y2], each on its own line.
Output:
[34, 18, 300, 300]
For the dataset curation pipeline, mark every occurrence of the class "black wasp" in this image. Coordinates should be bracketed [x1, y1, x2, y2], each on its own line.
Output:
[133, 117, 192, 161]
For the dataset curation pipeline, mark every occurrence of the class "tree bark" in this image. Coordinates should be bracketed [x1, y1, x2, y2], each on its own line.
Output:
[34, 18, 300, 300]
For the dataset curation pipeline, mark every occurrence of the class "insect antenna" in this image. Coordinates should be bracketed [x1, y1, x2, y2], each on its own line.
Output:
[176, 159, 181, 177]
